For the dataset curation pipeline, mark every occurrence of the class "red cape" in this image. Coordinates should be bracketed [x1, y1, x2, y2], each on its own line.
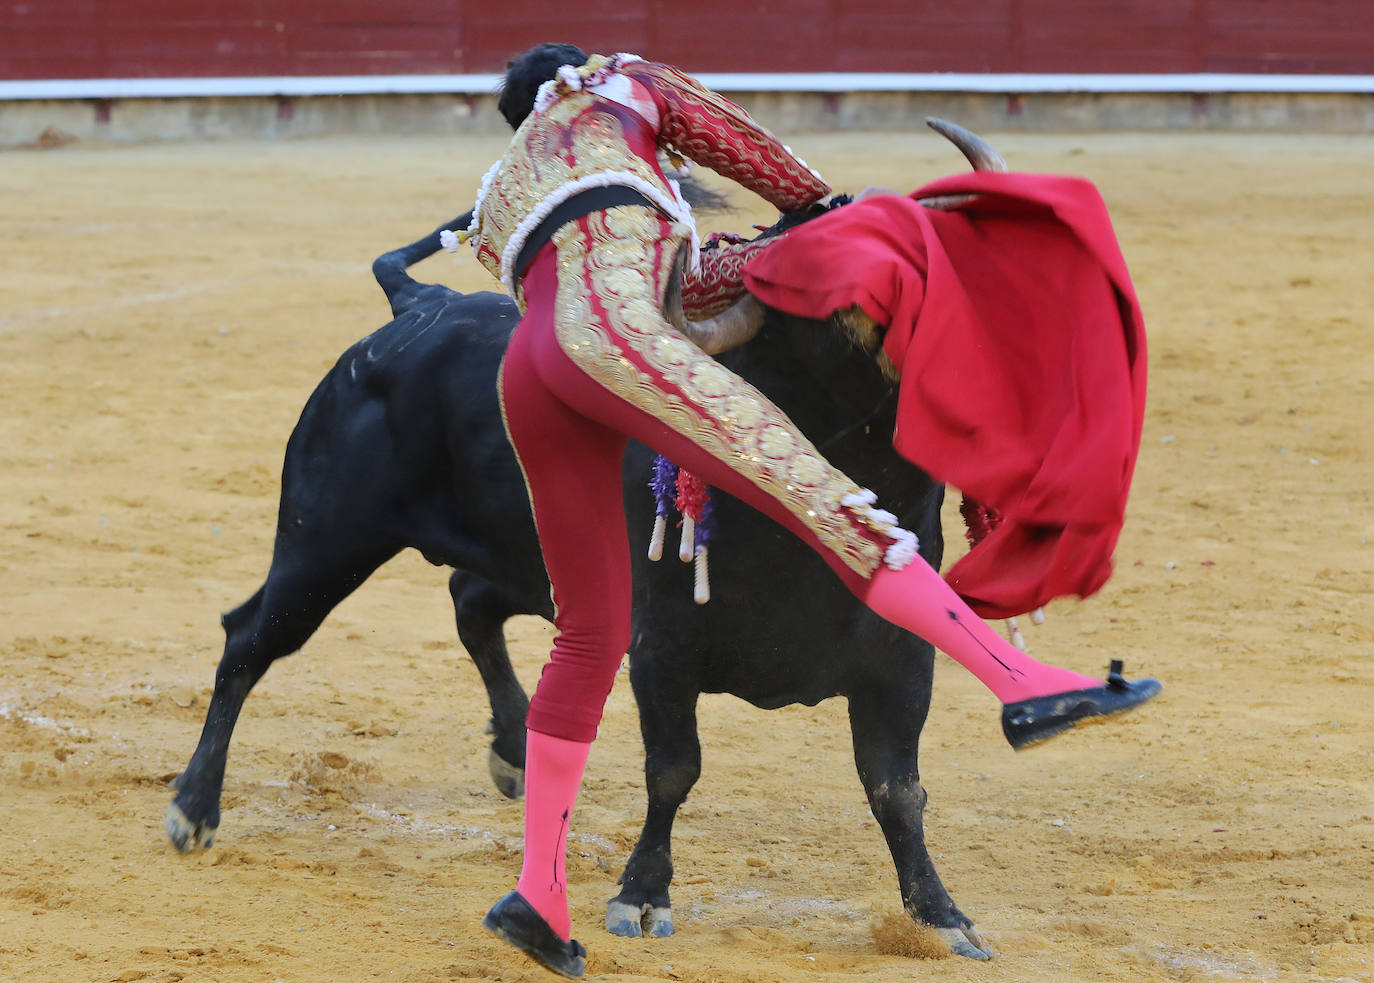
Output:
[743, 173, 1147, 618]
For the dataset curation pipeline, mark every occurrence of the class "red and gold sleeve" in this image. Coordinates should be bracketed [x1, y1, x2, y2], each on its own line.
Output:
[626, 61, 831, 212]
[681, 235, 778, 319]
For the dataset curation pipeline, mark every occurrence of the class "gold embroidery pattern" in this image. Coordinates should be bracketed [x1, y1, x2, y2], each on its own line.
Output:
[549, 207, 887, 578]
[473, 94, 675, 286]
[682, 236, 777, 318]
[472, 57, 829, 290]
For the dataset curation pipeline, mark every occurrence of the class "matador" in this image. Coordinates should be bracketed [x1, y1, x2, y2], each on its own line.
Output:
[458, 43, 1160, 978]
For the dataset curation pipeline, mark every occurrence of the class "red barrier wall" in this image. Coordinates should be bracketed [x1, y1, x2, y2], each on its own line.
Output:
[4, 1, 1372, 80]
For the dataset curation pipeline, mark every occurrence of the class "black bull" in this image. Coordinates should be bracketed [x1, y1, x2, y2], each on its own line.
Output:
[166, 210, 995, 960]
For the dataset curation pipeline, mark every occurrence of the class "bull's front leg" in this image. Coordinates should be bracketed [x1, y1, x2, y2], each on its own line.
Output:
[606, 650, 702, 939]
[167, 587, 286, 851]
[848, 671, 994, 960]
[168, 533, 400, 852]
[166, 646, 264, 851]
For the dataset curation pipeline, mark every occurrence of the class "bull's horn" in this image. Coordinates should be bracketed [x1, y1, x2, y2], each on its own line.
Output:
[663, 242, 766, 355]
[675, 293, 766, 356]
[918, 118, 1009, 211]
[924, 117, 1009, 173]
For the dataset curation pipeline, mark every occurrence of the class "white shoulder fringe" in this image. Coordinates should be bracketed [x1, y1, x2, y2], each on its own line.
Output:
[534, 52, 644, 114]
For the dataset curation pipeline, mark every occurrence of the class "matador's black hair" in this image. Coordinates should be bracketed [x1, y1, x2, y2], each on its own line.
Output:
[497, 42, 590, 130]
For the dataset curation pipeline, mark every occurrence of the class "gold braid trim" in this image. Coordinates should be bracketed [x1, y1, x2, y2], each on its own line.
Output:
[472, 93, 673, 295]
[549, 207, 886, 579]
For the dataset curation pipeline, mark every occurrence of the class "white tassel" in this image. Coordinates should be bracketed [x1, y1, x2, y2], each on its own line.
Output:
[1030, 607, 1046, 626]
[841, 489, 878, 508]
[679, 515, 696, 562]
[843, 488, 918, 570]
[648, 514, 666, 561]
[556, 64, 583, 90]
[1006, 617, 1027, 651]
[533, 78, 561, 114]
[693, 547, 710, 604]
[883, 529, 919, 570]
[467, 158, 502, 238]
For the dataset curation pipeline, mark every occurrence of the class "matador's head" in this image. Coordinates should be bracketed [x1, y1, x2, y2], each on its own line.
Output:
[497, 42, 589, 130]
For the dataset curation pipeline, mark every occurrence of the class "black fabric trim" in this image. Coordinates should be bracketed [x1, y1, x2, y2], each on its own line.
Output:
[514, 186, 663, 281]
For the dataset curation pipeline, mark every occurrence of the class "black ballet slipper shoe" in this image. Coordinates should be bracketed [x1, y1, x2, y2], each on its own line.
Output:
[482, 891, 588, 979]
[1002, 660, 1162, 750]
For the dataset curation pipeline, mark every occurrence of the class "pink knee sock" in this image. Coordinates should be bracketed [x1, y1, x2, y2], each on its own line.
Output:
[515, 730, 592, 942]
[865, 560, 1100, 705]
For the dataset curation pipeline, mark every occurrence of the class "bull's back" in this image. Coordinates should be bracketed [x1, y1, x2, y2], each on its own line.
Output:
[278, 287, 531, 569]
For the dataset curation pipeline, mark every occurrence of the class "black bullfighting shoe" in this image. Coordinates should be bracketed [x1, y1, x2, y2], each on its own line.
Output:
[1001, 660, 1162, 750]
[482, 891, 588, 979]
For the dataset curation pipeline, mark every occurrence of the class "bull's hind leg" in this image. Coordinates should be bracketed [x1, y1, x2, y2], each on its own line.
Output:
[448, 571, 534, 799]
[606, 647, 701, 939]
[847, 673, 994, 960]
[166, 541, 398, 852]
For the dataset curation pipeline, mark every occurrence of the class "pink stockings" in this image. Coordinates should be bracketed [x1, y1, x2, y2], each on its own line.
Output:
[864, 560, 1098, 704]
[514, 731, 591, 940]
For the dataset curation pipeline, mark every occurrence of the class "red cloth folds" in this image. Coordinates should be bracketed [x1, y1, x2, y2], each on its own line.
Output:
[743, 173, 1147, 618]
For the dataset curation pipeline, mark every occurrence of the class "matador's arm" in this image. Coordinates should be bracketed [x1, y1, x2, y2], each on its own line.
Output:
[680, 233, 776, 319]
[625, 61, 831, 213]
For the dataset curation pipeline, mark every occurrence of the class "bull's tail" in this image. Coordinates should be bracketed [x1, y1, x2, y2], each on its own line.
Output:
[371, 211, 473, 315]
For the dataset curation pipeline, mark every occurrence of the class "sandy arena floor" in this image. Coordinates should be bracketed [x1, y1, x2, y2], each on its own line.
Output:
[2, 128, 1372, 983]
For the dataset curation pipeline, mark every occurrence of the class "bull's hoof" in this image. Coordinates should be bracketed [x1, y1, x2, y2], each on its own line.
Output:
[165, 802, 216, 852]
[482, 891, 586, 979]
[605, 900, 673, 938]
[936, 924, 994, 960]
[1002, 660, 1162, 750]
[488, 748, 525, 799]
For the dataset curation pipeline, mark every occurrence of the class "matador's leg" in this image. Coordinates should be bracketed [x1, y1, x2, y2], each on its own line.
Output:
[536, 207, 1143, 714]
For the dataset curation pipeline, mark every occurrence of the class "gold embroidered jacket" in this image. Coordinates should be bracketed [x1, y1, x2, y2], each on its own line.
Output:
[467, 53, 831, 300]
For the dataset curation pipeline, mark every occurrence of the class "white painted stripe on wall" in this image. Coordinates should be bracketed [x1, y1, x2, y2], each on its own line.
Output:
[3, 73, 1373, 101]
[697, 73, 1374, 94]
[0, 74, 503, 99]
